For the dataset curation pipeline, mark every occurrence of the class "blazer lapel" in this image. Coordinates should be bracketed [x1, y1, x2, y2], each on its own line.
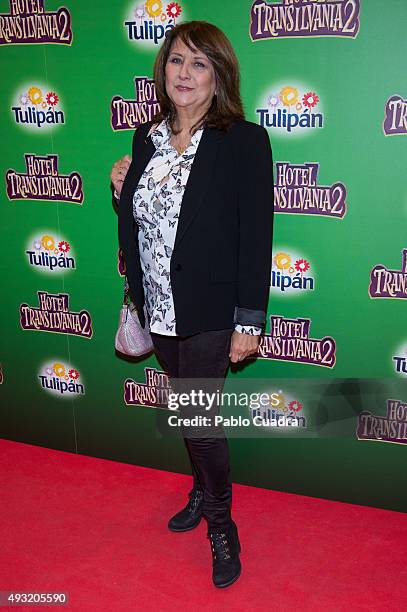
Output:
[118, 128, 155, 301]
[121, 135, 155, 207]
[173, 126, 224, 255]
[120, 124, 224, 260]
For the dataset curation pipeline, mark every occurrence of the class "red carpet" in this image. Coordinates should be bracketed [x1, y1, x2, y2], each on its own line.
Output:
[1, 439, 406, 611]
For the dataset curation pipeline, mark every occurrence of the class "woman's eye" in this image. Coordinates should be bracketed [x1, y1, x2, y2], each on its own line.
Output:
[169, 57, 205, 68]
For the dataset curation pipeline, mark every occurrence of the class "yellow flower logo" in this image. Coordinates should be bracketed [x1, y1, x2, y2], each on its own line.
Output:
[274, 392, 286, 411]
[41, 235, 55, 251]
[28, 87, 43, 105]
[279, 86, 298, 107]
[53, 363, 65, 378]
[274, 252, 291, 271]
[145, 0, 162, 18]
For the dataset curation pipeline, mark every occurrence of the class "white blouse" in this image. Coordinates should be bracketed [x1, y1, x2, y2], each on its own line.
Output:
[132, 119, 262, 337]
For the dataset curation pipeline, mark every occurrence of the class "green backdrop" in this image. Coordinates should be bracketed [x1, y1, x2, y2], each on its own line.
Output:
[1, 0, 406, 512]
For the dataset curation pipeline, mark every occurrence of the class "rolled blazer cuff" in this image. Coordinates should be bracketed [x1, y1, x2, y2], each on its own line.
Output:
[233, 306, 266, 328]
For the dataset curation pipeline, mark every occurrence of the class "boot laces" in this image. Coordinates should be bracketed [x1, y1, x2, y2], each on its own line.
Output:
[208, 531, 231, 561]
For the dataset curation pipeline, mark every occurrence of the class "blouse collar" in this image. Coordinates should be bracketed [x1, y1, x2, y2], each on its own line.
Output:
[150, 118, 204, 152]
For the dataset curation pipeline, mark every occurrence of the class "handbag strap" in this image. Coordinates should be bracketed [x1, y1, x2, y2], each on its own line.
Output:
[123, 278, 136, 311]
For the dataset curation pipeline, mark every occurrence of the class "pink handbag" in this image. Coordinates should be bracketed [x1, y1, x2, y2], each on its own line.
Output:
[115, 281, 153, 357]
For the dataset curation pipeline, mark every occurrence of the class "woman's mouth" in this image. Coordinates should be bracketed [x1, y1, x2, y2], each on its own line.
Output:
[176, 85, 193, 92]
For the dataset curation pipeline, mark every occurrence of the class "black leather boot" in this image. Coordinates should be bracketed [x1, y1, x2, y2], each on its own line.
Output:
[168, 488, 204, 532]
[207, 520, 241, 588]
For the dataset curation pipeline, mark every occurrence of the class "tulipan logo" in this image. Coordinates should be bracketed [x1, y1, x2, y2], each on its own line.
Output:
[111, 76, 160, 131]
[257, 85, 324, 135]
[271, 250, 315, 294]
[250, 0, 361, 41]
[393, 342, 407, 378]
[38, 361, 85, 398]
[25, 233, 76, 274]
[11, 85, 65, 130]
[124, 1, 184, 48]
[0, 0, 72, 45]
[249, 389, 306, 429]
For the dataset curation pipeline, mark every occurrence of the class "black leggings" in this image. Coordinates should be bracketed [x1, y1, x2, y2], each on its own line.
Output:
[151, 328, 234, 530]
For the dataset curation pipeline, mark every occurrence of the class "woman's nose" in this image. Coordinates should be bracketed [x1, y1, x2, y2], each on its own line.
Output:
[179, 61, 191, 80]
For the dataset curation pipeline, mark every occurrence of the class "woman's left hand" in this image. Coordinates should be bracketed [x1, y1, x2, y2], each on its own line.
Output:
[229, 331, 260, 363]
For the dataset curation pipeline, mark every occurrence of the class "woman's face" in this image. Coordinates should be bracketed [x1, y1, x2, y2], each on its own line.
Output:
[165, 37, 216, 117]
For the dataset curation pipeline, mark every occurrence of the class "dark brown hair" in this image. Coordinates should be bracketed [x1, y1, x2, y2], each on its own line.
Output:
[152, 21, 245, 134]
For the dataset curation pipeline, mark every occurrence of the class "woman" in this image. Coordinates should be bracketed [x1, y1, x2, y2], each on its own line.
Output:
[111, 21, 273, 588]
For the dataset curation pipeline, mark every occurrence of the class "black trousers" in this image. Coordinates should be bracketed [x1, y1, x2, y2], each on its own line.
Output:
[151, 328, 234, 531]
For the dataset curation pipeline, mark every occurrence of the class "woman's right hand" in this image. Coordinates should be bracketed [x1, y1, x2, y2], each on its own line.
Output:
[110, 154, 132, 197]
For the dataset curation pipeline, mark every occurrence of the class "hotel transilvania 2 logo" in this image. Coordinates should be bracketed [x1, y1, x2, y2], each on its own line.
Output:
[257, 315, 336, 368]
[11, 85, 65, 129]
[124, 1, 184, 47]
[20, 291, 93, 338]
[357, 399, 407, 445]
[250, 0, 360, 41]
[257, 85, 324, 135]
[111, 76, 160, 131]
[0, 0, 72, 45]
[124, 367, 171, 408]
[369, 249, 407, 300]
[6, 154, 83, 204]
[383, 94, 407, 136]
[274, 162, 347, 218]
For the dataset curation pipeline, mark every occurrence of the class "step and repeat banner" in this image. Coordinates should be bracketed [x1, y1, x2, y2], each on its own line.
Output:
[1, 1, 406, 511]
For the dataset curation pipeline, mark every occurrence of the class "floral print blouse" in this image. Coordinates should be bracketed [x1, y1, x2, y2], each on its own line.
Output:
[132, 119, 262, 337]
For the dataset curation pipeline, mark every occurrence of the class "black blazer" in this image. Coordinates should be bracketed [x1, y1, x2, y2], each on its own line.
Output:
[118, 118, 274, 337]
